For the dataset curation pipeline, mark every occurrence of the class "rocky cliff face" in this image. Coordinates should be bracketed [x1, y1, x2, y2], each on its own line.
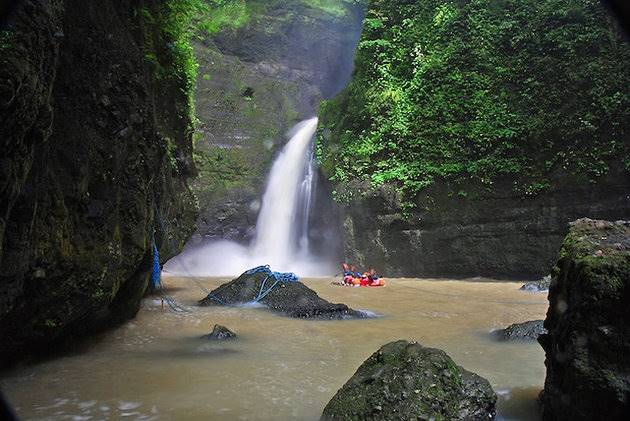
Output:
[0, 0, 197, 366]
[539, 218, 630, 420]
[318, 0, 630, 278]
[191, 0, 365, 245]
[339, 172, 630, 278]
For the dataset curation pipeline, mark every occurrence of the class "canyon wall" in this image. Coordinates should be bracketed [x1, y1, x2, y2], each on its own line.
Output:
[318, 0, 630, 278]
[191, 0, 365, 250]
[0, 0, 197, 365]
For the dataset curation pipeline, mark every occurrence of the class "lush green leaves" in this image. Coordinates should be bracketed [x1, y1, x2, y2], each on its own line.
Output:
[318, 0, 630, 207]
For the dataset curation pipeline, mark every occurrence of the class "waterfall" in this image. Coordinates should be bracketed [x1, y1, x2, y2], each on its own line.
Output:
[164, 117, 333, 276]
[298, 143, 317, 254]
[250, 117, 318, 268]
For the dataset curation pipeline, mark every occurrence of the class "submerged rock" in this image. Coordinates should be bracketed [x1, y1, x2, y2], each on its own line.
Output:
[202, 324, 236, 340]
[539, 218, 630, 420]
[496, 320, 546, 341]
[520, 275, 552, 292]
[321, 340, 497, 420]
[199, 270, 366, 319]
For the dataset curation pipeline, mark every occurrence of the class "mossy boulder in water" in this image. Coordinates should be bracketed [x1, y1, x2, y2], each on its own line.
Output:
[496, 320, 546, 341]
[202, 324, 236, 340]
[539, 218, 630, 420]
[321, 340, 497, 420]
[199, 270, 365, 319]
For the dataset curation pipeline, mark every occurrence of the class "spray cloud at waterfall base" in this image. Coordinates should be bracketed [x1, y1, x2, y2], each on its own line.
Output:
[165, 118, 337, 277]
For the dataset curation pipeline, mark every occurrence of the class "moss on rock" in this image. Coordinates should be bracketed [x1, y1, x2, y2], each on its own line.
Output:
[321, 340, 497, 420]
[539, 218, 630, 420]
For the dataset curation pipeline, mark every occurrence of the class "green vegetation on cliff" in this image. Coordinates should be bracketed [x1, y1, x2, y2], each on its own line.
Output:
[190, 0, 365, 237]
[318, 0, 630, 208]
[140, 0, 209, 127]
[203, 0, 365, 34]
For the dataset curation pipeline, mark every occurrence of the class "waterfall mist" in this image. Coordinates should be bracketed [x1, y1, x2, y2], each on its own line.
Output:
[165, 118, 336, 277]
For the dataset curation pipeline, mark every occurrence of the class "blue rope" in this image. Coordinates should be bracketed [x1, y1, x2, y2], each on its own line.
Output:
[151, 239, 162, 289]
[203, 266, 299, 306]
[245, 265, 299, 303]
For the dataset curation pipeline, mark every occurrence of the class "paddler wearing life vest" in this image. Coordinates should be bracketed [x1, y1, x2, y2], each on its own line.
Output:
[339, 263, 385, 287]
[365, 267, 385, 286]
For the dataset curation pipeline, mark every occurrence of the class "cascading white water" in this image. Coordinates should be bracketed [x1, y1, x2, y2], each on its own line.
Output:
[164, 117, 334, 276]
[297, 144, 317, 253]
[250, 117, 318, 267]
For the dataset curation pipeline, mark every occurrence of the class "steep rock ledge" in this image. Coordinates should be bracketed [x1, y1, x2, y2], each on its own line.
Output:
[539, 218, 630, 420]
[339, 174, 630, 278]
[0, 0, 197, 366]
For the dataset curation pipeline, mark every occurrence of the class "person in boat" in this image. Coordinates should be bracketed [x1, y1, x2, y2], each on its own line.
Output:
[341, 262, 356, 286]
[341, 262, 351, 274]
[366, 267, 385, 286]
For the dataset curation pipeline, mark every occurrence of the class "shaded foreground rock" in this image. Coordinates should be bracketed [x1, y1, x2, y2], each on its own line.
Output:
[520, 275, 551, 292]
[199, 271, 365, 319]
[539, 218, 630, 420]
[202, 324, 236, 340]
[496, 320, 546, 341]
[322, 340, 496, 420]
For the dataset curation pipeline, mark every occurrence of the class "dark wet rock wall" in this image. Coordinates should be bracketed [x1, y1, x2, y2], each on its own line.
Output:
[340, 173, 630, 278]
[0, 0, 197, 366]
[539, 218, 630, 420]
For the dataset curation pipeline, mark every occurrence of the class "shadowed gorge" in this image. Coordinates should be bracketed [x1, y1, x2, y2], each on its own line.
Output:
[1, 0, 629, 420]
[191, 0, 365, 249]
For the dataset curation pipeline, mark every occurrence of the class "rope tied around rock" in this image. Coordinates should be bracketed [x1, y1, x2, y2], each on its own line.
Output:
[247, 265, 299, 303]
[205, 265, 300, 305]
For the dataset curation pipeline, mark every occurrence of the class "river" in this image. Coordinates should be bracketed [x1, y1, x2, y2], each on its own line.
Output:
[1, 276, 548, 420]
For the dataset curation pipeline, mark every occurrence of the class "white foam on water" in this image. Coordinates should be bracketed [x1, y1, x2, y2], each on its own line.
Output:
[165, 118, 336, 277]
[356, 309, 381, 318]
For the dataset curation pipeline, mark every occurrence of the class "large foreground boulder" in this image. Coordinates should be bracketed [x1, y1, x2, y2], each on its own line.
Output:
[199, 270, 366, 319]
[322, 340, 496, 420]
[539, 218, 630, 420]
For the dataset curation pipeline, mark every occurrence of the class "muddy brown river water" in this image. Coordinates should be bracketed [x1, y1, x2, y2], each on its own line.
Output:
[1, 276, 548, 420]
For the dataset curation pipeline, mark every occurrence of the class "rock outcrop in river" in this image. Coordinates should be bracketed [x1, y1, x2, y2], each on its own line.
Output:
[322, 340, 496, 420]
[199, 270, 365, 319]
[203, 324, 236, 341]
[0, 0, 197, 366]
[539, 218, 630, 420]
[496, 320, 546, 341]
